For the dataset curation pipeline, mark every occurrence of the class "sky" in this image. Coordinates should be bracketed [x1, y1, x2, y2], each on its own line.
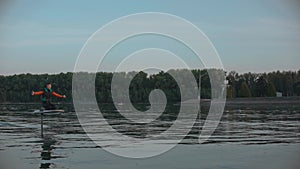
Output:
[0, 0, 300, 75]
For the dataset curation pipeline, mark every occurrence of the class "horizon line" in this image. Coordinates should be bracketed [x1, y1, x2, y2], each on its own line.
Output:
[1, 68, 300, 77]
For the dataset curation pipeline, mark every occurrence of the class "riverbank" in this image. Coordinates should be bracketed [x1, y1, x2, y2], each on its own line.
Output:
[1, 96, 300, 111]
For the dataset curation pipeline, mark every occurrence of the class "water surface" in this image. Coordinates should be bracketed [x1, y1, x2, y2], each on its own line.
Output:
[0, 98, 299, 169]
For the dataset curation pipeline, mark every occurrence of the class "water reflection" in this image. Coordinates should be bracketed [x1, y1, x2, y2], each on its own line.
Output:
[0, 100, 299, 169]
[40, 136, 57, 169]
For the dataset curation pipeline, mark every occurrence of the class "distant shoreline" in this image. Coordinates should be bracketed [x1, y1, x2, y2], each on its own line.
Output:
[1, 96, 299, 105]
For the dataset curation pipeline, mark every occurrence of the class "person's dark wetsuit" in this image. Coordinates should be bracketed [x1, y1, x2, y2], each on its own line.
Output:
[42, 87, 56, 110]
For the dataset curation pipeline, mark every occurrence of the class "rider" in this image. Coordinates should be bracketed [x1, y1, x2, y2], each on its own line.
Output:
[32, 82, 66, 110]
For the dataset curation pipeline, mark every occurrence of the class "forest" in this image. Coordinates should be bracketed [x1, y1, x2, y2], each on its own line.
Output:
[0, 69, 299, 103]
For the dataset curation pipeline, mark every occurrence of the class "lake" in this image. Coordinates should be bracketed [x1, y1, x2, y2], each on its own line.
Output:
[0, 97, 299, 169]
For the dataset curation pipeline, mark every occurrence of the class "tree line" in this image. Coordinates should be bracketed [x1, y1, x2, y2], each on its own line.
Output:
[226, 70, 300, 98]
[0, 69, 299, 103]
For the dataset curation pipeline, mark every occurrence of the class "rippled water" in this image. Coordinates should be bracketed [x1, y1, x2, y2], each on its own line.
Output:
[0, 98, 300, 169]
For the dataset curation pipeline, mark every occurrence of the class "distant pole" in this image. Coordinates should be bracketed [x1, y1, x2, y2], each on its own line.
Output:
[198, 71, 201, 135]
[198, 70, 201, 103]
[41, 113, 44, 138]
[198, 70, 203, 114]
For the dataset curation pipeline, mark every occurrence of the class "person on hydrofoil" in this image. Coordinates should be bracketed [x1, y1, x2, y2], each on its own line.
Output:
[32, 82, 66, 110]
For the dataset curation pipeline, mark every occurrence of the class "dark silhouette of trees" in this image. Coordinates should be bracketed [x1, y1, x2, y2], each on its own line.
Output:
[238, 81, 251, 97]
[0, 69, 299, 103]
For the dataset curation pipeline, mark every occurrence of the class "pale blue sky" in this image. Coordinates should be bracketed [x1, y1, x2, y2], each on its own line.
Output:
[0, 0, 299, 75]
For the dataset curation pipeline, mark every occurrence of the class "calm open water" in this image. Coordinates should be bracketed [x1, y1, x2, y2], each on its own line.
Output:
[0, 98, 299, 169]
